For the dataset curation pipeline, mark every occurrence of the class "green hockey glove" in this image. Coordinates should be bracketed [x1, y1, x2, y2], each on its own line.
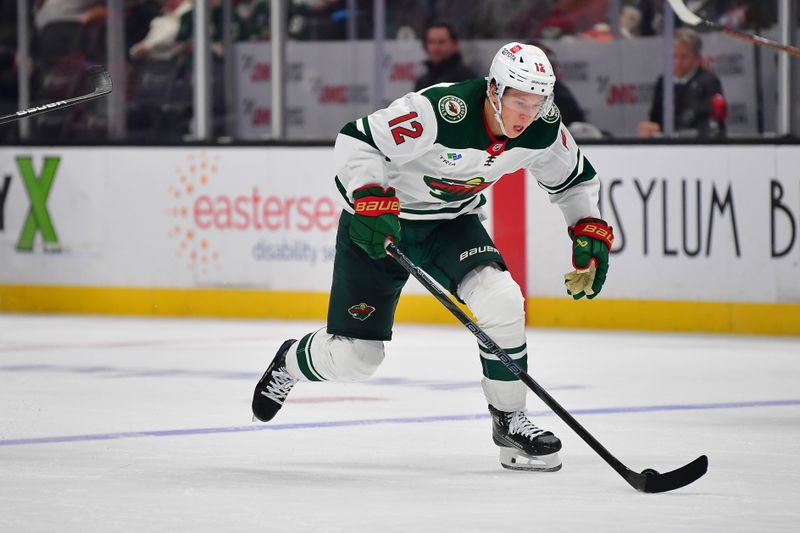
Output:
[564, 217, 613, 300]
[349, 185, 401, 260]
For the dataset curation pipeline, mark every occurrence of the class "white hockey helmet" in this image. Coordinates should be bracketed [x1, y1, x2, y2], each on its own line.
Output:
[486, 42, 556, 131]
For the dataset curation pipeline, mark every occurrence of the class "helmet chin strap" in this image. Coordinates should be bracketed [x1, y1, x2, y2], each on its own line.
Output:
[487, 86, 511, 137]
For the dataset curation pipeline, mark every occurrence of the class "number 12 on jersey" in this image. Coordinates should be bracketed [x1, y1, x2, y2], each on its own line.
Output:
[388, 112, 423, 145]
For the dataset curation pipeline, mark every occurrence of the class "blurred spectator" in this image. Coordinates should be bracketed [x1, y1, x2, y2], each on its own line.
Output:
[0, 0, 16, 47]
[34, 0, 107, 62]
[386, 0, 431, 39]
[30, 0, 111, 141]
[287, 0, 349, 40]
[430, 1, 552, 40]
[718, 1, 748, 29]
[175, 0, 222, 50]
[541, 0, 609, 39]
[237, 0, 269, 41]
[34, 0, 107, 29]
[617, 0, 658, 37]
[640, 0, 776, 36]
[427, 0, 477, 41]
[130, 0, 192, 60]
[619, 4, 643, 38]
[126, 0, 164, 49]
[579, 22, 614, 41]
[638, 28, 725, 138]
[529, 41, 585, 126]
[244, 0, 354, 41]
[470, 0, 554, 39]
[717, 0, 777, 30]
[0, 0, 21, 142]
[413, 22, 476, 92]
[663, 0, 776, 31]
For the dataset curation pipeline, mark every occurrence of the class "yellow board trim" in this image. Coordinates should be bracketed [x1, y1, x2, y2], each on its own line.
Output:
[527, 297, 800, 336]
[0, 285, 798, 336]
[0, 285, 468, 325]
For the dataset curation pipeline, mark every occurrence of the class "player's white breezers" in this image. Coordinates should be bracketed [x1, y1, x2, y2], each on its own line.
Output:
[498, 448, 562, 472]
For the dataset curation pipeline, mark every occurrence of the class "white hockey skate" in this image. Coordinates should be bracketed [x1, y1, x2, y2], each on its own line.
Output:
[489, 405, 562, 472]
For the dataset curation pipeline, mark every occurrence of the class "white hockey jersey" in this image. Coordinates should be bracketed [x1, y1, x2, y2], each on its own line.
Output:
[333, 79, 600, 225]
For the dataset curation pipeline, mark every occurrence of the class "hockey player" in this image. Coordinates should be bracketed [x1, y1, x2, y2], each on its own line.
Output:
[252, 42, 613, 472]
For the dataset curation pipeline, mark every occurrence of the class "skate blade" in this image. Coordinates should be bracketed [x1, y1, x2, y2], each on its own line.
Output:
[498, 447, 562, 472]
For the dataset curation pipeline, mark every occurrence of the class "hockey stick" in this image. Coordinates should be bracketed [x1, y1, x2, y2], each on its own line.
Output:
[666, 0, 800, 57]
[0, 65, 113, 126]
[386, 241, 708, 493]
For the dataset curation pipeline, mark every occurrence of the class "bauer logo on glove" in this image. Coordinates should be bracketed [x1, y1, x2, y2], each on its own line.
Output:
[349, 184, 402, 260]
[354, 198, 400, 215]
[564, 217, 613, 300]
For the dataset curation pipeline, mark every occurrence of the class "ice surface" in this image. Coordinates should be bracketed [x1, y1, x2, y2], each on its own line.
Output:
[0, 314, 798, 532]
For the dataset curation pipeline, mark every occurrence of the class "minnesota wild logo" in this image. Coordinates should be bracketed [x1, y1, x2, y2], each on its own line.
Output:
[348, 303, 376, 321]
[423, 176, 493, 202]
[438, 95, 467, 123]
[541, 103, 561, 124]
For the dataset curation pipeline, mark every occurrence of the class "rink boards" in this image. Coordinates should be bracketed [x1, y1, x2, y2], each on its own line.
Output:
[0, 145, 798, 335]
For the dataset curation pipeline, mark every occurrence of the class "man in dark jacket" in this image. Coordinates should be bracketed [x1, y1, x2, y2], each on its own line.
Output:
[414, 22, 477, 92]
[638, 28, 725, 138]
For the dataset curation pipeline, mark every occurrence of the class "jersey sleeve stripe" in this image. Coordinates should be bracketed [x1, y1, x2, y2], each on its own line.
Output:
[338, 119, 379, 151]
[537, 156, 598, 195]
[536, 149, 584, 192]
[361, 116, 374, 143]
[536, 151, 598, 195]
[334, 176, 355, 207]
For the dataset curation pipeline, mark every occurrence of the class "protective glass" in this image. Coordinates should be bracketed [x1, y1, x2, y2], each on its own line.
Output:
[501, 92, 547, 117]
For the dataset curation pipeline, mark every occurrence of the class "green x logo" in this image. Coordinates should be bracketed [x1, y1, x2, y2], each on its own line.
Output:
[16, 156, 61, 252]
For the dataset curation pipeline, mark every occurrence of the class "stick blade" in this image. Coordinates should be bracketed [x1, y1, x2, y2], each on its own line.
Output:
[626, 455, 708, 494]
[665, 0, 703, 26]
[88, 65, 113, 94]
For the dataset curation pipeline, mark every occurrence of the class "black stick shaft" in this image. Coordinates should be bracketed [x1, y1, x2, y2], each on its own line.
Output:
[667, 0, 800, 56]
[0, 66, 112, 126]
[0, 92, 105, 125]
[717, 26, 800, 57]
[386, 242, 631, 479]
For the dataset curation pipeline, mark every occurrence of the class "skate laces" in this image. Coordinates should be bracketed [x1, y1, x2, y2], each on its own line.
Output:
[260, 367, 298, 404]
[507, 411, 546, 440]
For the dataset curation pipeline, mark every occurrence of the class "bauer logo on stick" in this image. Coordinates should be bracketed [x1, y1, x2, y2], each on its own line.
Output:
[348, 303, 376, 321]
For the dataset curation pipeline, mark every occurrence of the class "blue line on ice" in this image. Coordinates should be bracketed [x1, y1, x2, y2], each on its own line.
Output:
[1, 399, 797, 447]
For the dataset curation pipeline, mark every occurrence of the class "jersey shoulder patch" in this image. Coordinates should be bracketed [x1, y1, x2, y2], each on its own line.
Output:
[419, 79, 487, 149]
[437, 94, 468, 124]
[540, 103, 561, 124]
[420, 79, 483, 120]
